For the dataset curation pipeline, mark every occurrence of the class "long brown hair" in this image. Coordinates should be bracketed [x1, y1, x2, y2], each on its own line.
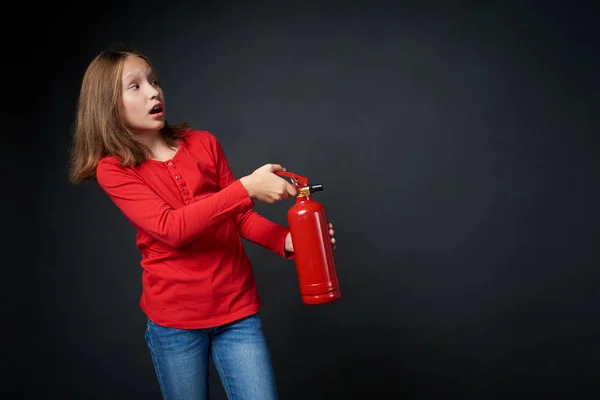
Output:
[68, 45, 190, 184]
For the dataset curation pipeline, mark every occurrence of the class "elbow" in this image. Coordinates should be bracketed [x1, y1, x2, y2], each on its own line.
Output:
[156, 210, 191, 249]
[162, 236, 187, 249]
[159, 228, 192, 249]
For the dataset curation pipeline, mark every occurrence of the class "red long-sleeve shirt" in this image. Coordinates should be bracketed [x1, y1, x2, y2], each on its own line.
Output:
[96, 129, 292, 329]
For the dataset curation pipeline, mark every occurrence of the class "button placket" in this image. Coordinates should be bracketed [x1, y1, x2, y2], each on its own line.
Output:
[166, 160, 192, 204]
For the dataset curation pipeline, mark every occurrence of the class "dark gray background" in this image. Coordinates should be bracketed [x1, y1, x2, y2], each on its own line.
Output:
[7, 0, 599, 398]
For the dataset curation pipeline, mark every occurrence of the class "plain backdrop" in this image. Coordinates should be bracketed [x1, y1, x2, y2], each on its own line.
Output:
[5, 0, 600, 398]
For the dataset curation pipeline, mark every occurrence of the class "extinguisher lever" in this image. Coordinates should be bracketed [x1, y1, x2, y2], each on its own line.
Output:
[275, 171, 309, 188]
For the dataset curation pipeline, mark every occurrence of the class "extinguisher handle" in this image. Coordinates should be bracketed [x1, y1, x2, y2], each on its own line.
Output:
[275, 171, 308, 187]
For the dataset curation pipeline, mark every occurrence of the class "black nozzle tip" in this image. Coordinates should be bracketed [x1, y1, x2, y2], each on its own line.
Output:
[309, 184, 323, 193]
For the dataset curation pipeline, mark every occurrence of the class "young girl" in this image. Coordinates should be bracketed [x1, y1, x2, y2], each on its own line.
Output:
[68, 45, 336, 399]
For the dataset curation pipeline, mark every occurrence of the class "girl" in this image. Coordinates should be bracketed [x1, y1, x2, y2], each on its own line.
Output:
[68, 45, 336, 399]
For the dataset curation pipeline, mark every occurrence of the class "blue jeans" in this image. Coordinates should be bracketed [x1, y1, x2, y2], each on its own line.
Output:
[144, 312, 278, 400]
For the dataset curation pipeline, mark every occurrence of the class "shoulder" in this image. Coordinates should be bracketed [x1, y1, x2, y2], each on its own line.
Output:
[179, 129, 225, 159]
[97, 155, 125, 173]
[97, 156, 121, 176]
[96, 156, 136, 187]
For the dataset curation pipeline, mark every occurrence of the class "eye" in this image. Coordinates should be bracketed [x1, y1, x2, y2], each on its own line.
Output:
[152, 80, 160, 86]
[129, 83, 140, 90]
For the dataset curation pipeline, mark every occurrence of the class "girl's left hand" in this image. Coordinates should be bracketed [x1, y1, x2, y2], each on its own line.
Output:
[285, 223, 336, 253]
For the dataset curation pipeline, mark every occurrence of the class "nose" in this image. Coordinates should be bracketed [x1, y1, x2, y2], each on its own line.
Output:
[147, 83, 160, 99]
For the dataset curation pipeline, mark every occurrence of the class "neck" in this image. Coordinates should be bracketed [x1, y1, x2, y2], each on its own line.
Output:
[134, 129, 162, 148]
[134, 130, 178, 161]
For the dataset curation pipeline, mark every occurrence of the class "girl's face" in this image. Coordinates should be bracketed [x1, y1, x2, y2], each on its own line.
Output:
[120, 56, 165, 135]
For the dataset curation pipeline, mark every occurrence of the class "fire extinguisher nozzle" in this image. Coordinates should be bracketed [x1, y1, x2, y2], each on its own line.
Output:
[309, 184, 324, 193]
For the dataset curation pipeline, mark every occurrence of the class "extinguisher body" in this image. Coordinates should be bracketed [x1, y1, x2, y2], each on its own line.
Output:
[287, 195, 340, 305]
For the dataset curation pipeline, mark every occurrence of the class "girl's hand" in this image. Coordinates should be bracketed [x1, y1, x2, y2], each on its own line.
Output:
[240, 164, 297, 204]
[285, 223, 336, 253]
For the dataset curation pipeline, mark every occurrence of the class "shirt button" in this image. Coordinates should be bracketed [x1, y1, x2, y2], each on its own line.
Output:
[175, 175, 179, 179]
[167, 162, 173, 167]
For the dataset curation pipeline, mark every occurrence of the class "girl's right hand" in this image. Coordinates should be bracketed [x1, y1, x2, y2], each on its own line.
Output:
[240, 163, 297, 204]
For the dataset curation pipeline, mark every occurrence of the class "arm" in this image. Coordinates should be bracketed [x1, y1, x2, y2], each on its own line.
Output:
[96, 158, 254, 248]
[212, 136, 294, 259]
[235, 210, 294, 259]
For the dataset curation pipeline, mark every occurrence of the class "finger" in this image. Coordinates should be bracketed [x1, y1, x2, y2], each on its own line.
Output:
[286, 183, 297, 197]
[271, 164, 285, 172]
[329, 223, 333, 228]
[331, 238, 336, 244]
[329, 229, 334, 236]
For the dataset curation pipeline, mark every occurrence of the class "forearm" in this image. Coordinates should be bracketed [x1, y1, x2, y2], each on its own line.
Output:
[236, 211, 292, 258]
[154, 180, 254, 247]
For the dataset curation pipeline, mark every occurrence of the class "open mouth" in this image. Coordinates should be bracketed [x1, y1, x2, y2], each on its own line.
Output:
[150, 105, 163, 114]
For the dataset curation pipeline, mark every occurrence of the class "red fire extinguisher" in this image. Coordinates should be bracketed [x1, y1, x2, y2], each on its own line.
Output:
[275, 171, 341, 305]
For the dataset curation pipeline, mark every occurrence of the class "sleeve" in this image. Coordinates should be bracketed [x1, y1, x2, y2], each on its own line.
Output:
[96, 158, 255, 249]
[211, 134, 294, 259]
